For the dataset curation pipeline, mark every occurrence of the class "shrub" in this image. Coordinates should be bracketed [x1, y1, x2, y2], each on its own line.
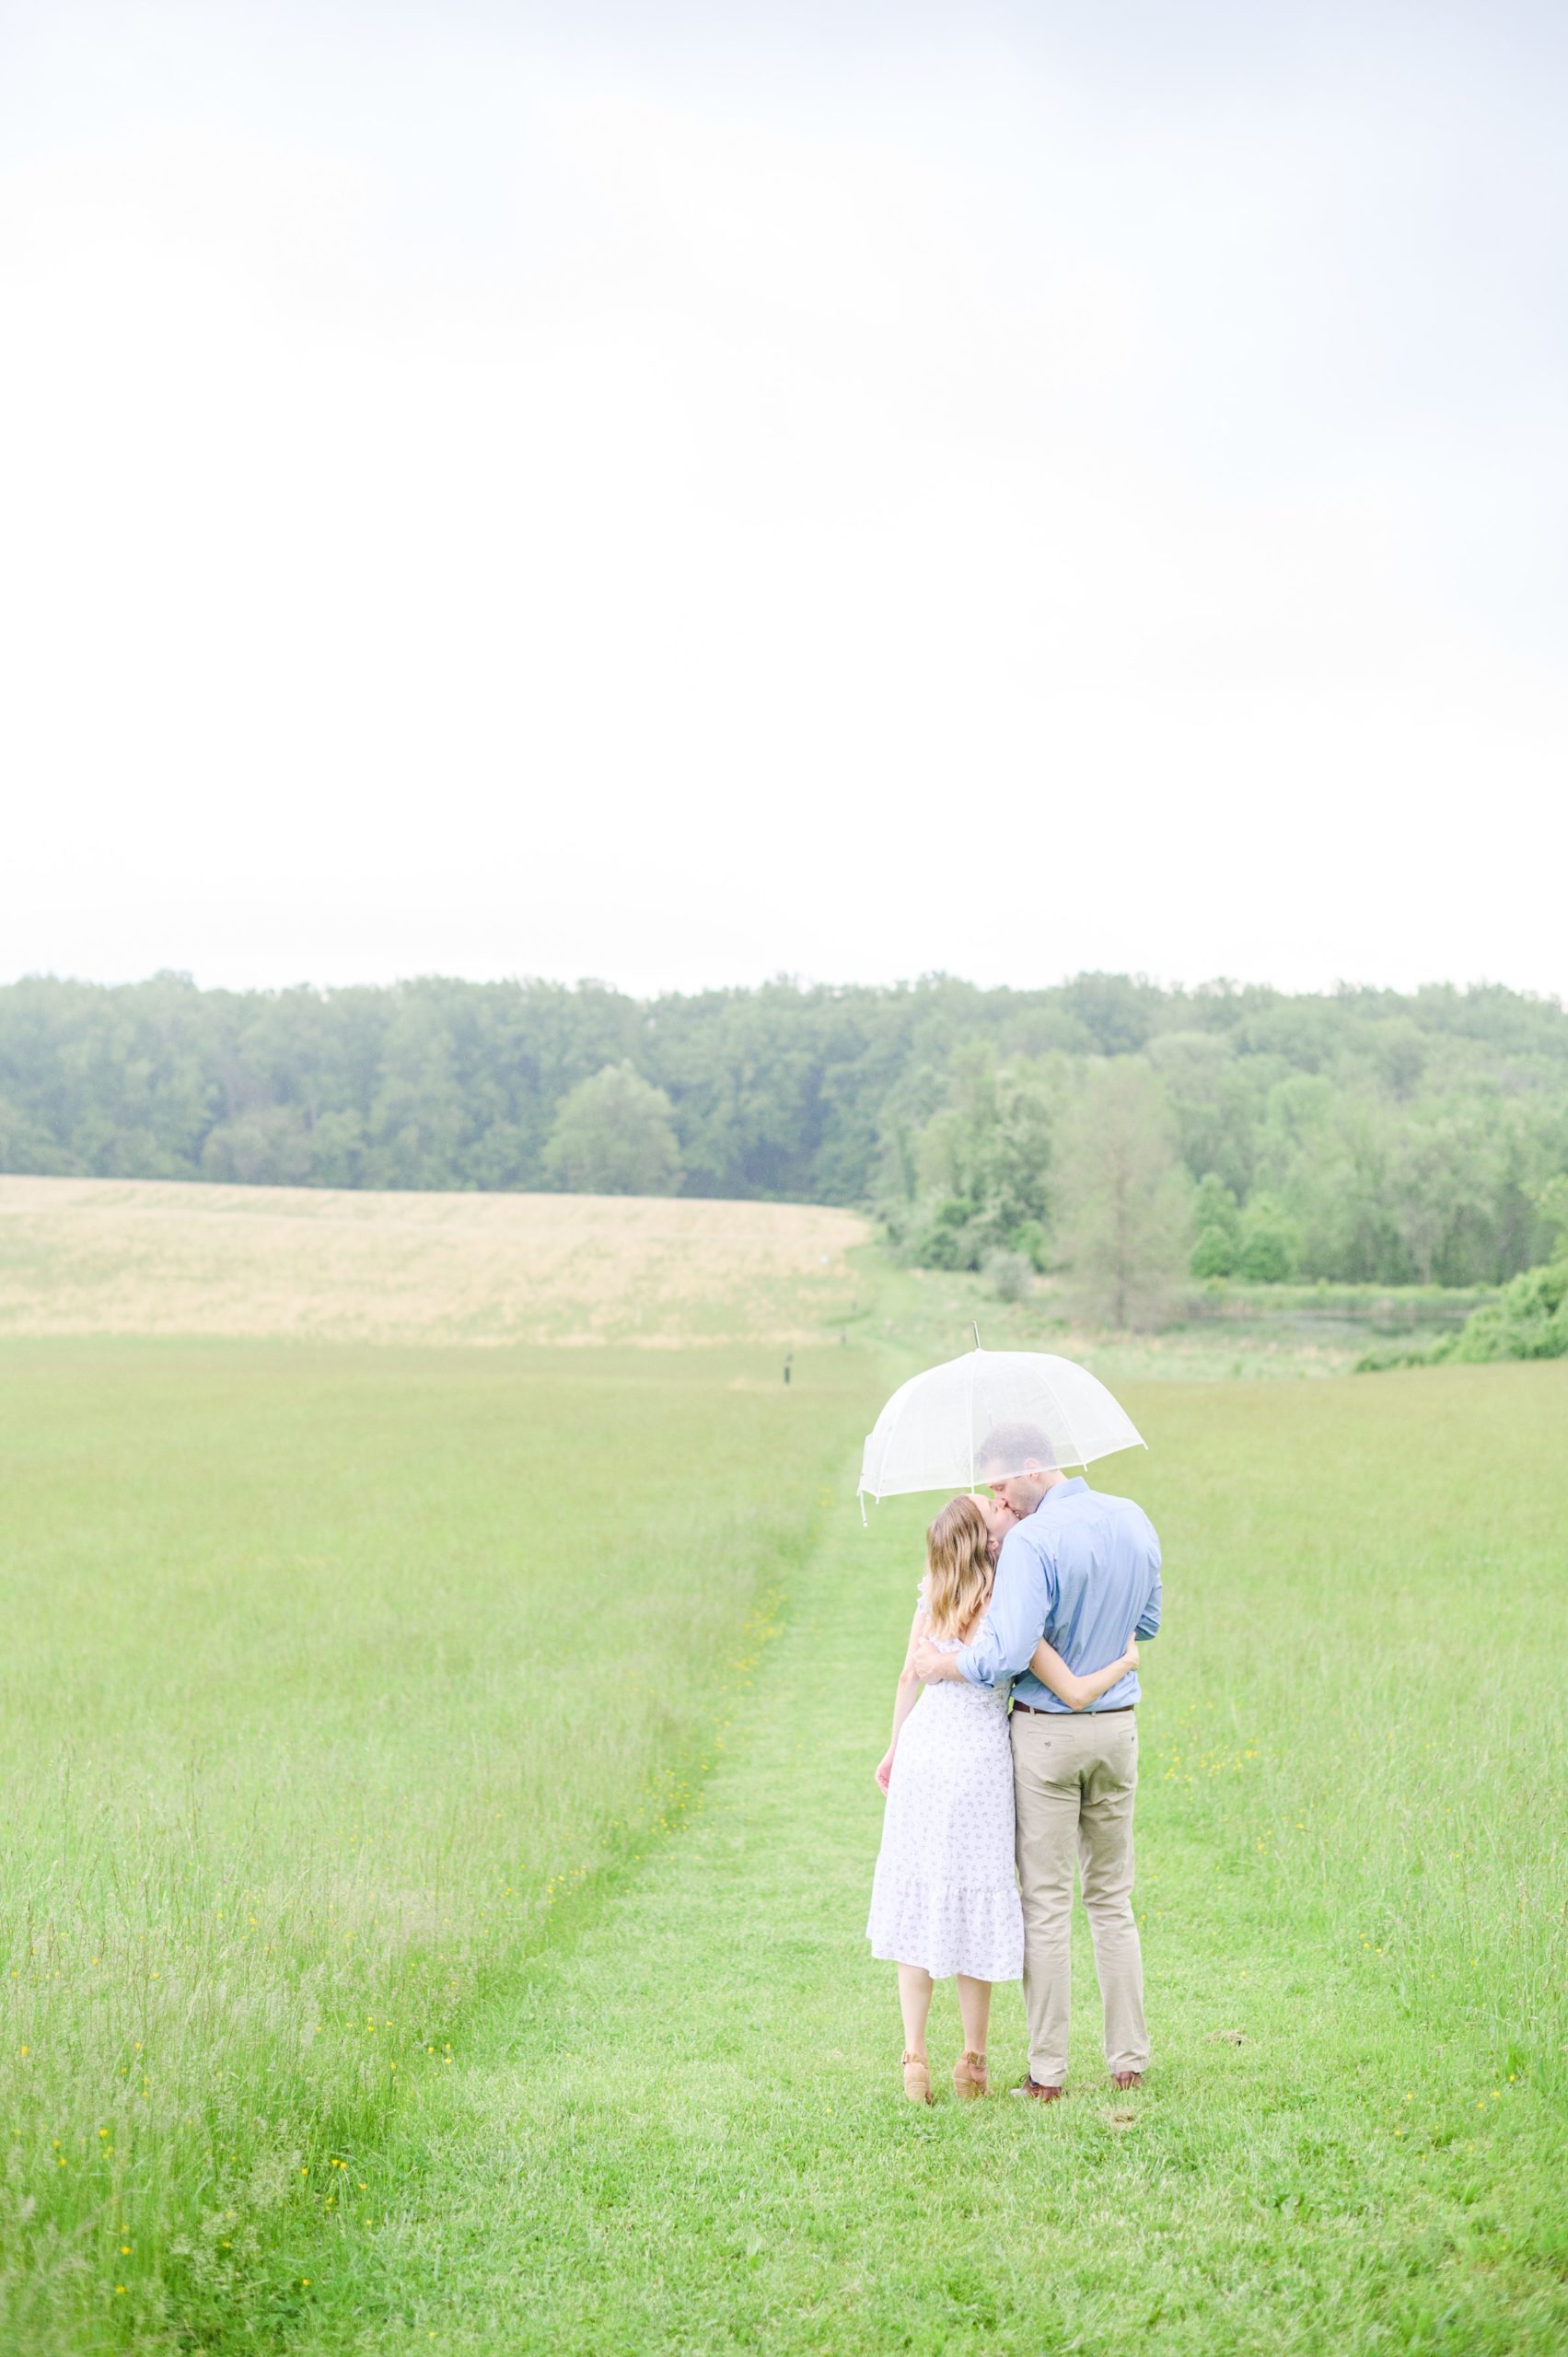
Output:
[1437, 1253, 1568, 1363]
[1353, 1342, 1436, 1374]
[1191, 1225, 1238, 1279]
[983, 1249, 1034, 1304]
[912, 1199, 981, 1271]
[1237, 1225, 1295, 1283]
[1005, 1218, 1049, 1272]
[1357, 1248, 1568, 1370]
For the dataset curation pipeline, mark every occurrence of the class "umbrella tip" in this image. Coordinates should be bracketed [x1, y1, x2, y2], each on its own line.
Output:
[971, 1320, 981, 1351]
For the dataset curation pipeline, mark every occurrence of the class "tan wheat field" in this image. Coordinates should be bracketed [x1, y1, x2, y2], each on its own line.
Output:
[0, 1176, 868, 1347]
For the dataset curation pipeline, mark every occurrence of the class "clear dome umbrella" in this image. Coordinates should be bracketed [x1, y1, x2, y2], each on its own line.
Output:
[857, 1347, 1144, 1512]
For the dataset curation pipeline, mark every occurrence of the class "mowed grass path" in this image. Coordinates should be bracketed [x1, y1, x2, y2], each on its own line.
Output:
[278, 1365, 1568, 2357]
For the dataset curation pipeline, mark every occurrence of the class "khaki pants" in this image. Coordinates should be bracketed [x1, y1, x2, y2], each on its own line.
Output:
[1011, 1707, 1148, 2086]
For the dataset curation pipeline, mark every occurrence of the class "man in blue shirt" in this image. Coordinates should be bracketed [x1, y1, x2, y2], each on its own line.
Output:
[913, 1420, 1161, 2099]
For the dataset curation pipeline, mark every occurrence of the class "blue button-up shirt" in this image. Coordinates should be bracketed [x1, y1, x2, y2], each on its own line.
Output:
[956, 1476, 1162, 1712]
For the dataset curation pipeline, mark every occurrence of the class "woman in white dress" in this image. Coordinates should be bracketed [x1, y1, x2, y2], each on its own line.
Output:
[867, 1493, 1140, 2103]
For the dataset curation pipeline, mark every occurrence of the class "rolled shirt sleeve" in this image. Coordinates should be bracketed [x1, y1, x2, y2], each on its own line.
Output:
[955, 1527, 1052, 1689]
[1134, 1512, 1163, 1639]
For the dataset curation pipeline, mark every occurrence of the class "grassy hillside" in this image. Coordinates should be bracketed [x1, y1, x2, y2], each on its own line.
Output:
[0, 1177, 868, 1348]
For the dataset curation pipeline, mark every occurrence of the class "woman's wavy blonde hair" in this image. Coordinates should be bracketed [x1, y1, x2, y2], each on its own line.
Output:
[923, 1494, 993, 1638]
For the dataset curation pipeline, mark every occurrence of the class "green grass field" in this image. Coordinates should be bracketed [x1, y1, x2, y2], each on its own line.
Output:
[2, 1273, 1565, 2349]
[0, 1337, 872, 2351]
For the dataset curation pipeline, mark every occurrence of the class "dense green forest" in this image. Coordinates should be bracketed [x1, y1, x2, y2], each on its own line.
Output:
[4, 970, 1567, 1289]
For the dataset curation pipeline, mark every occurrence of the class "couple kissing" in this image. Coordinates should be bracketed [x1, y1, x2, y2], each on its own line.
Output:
[866, 1422, 1162, 2104]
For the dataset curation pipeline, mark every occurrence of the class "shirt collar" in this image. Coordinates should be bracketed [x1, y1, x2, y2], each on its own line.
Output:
[1031, 1475, 1088, 1515]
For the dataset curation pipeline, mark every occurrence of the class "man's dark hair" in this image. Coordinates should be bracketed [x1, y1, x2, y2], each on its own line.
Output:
[975, 1421, 1055, 1475]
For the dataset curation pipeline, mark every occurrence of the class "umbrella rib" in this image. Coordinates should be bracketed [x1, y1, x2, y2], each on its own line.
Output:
[863, 1366, 922, 1502]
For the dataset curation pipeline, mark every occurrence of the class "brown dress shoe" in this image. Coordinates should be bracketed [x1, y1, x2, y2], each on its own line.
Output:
[1110, 2071, 1144, 2091]
[1011, 2075, 1064, 2101]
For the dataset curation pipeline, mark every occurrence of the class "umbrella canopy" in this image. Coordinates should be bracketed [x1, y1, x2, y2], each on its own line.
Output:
[857, 1348, 1144, 1504]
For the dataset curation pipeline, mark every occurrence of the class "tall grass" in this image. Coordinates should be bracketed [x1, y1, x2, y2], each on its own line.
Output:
[0, 1339, 869, 2351]
[1143, 1363, 1568, 2091]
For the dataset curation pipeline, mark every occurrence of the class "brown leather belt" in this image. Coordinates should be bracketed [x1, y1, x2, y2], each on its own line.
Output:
[1011, 1701, 1135, 1716]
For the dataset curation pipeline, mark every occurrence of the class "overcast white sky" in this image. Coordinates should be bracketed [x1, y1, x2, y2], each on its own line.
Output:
[3, 0, 1565, 1001]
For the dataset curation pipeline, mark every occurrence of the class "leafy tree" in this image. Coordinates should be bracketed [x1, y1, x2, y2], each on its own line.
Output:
[1051, 1062, 1191, 1328]
[1365, 1017, 1427, 1100]
[1261, 1086, 1398, 1283]
[1150, 1032, 1261, 1200]
[5, 970, 1568, 1292]
[889, 1050, 1055, 1271]
[1378, 1109, 1496, 1285]
[1191, 1225, 1237, 1279]
[1237, 1200, 1298, 1283]
[970, 1066, 1055, 1246]
[0, 1090, 53, 1172]
[541, 1064, 682, 1196]
[201, 1107, 313, 1186]
[1193, 1172, 1241, 1243]
[307, 1109, 366, 1189]
[364, 987, 474, 1190]
[1531, 1174, 1568, 1251]
[1058, 972, 1161, 1055]
[1190, 1172, 1241, 1276]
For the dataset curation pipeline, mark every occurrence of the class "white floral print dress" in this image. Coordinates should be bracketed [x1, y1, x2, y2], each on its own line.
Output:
[865, 1598, 1025, 1982]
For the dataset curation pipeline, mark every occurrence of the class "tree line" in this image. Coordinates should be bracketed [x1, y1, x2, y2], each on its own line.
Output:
[3, 970, 1567, 1293]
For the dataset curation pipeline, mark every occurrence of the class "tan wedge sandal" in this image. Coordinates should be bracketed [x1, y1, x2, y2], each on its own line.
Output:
[952, 2049, 989, 2099]
[901, 2049, 933, 2105]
